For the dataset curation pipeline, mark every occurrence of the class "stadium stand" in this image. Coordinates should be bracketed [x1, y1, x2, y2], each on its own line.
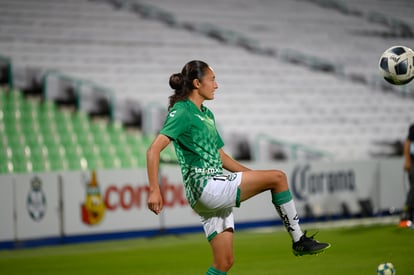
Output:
[0, 87, 178, 173]
[134, 0, 414, 88]
[0, 0, 414, 172]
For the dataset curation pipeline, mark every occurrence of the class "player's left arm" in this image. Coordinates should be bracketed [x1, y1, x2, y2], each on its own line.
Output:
[219, 148, 251, 172]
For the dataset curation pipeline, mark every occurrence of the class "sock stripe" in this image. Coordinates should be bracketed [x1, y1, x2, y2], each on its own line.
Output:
[206, 266, 227, 275]
[272, 190, 292, 205]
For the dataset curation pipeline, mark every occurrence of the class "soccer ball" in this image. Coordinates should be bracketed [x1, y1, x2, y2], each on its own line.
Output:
[377, 262, 396, 275]
[379, 45, 414, 85]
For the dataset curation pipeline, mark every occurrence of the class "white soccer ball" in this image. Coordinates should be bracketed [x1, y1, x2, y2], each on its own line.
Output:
[379, 45, 414, 85]
[377, 262, 396, 275]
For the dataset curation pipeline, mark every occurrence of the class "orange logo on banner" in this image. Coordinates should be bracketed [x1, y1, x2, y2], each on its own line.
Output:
[81, 171, 106, 226]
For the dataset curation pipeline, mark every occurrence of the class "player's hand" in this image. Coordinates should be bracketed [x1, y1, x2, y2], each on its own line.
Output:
[147, 188, 163, 215]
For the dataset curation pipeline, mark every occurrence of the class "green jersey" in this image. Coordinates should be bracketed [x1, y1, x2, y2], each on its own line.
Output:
[160, 100, 224, 207]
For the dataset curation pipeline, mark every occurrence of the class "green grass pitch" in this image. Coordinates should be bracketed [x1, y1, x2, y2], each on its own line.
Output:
[0, 224, 413, 274]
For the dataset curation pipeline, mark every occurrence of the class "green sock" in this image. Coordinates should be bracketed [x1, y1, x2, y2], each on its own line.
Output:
[272, 190, 303, 242]
[272, 189, 293, 205]
[206, 266, 227, 275]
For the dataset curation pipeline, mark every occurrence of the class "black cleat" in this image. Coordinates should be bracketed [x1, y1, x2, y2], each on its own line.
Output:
[292, 231, 331, 256]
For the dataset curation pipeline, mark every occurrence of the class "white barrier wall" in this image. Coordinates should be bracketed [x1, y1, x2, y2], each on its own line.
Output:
[14, 173, 61, 240]
[61, 169, 160, 236]
[233, 161, 379, 220]
[0, 175, 14, 242]
[378, 159, 406, 211]
[160, 166, 200, 228]
[0, 158, 407, 245]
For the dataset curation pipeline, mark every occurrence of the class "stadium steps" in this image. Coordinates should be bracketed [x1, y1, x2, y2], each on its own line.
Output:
[0, 0, 413, 161]
[135, 0, 414, 91]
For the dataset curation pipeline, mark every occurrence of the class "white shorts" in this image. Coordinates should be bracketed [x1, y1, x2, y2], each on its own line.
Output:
[192, 172, 242, 241]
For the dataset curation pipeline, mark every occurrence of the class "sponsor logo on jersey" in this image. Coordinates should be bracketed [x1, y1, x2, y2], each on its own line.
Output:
[195, 114, 205, 121]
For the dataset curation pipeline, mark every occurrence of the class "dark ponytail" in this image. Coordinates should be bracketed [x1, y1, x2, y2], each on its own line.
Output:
[168, 60, 210, 110]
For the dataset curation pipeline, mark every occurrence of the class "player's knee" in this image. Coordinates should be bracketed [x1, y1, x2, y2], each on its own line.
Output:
[273, 169, 288, 186]
[215, 256, 234, 272]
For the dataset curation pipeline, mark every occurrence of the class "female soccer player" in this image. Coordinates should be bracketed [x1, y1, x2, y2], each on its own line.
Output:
[146, 60, 330, 274]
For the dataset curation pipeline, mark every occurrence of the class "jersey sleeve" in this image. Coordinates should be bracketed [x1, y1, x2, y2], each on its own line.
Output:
[160, 107, 190, 140]
[216, 130, 224, 149]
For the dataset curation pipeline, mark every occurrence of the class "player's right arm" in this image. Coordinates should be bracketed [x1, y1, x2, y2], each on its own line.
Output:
[146, 134, 171, 215]
[219, 149, 251, 173]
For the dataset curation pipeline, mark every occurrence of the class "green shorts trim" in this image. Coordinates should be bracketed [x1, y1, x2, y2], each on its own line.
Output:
[207, 231, 218, 242]
[235, 187, 241, 207]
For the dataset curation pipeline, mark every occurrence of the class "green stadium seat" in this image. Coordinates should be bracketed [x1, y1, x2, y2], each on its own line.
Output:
[161, 144, 177, 164]
[102, 154, 121, 169]
[25, 133, 44, 149]
[29, 144, 48, 160]
[10, 90, 23, 103]
[11, 159, 30, 173]
[9, 145, 29, 162]
[0, 146, 12, 172]
[2, 110, 21, 130]
[108, 121, 124, 133]
[46, 144, 66, 161]
[99, 145, 121, 169]
[0, 162, 10, 174]
[0, 147, 7, 163]
[19, 100, 38, 122]
[107, 129, 126, 146]
[0, 88, 159, 174]
[39, 100, 57, 113]
[67, 156, 83, 170]
[84, 157, 103, 170]
[125, 133, 141, 147]
[115, 148, 138, 168]
[37, 108, 55, 124]
[76, 132, 93, 147]
[0, 91, 23, 110]
[20, 119, 37, 136]
[141, 135, 154, 148]
[48, 154, 67, 171]
[4, 128, 22, 148]
[41, 132, 61, 149]
[60, 133, 78, 148]
[94, 134, 111, 149]
[76, 147, 98, 170]
[29, 155, 49, 172]
[53, 111, 73, 135]
[91, 123, 111, 148]
[71, 111, 90, 132]
[0, 88, 6, 103]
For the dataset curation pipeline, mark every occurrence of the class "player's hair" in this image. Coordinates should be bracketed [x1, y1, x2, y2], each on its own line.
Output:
[168, 60, 210, 110]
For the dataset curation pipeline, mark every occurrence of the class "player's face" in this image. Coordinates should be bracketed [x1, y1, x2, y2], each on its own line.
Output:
[198, 67, 218, 100]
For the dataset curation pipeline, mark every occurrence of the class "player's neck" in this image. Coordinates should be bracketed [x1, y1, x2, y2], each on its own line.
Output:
[188, 93, 204, 110]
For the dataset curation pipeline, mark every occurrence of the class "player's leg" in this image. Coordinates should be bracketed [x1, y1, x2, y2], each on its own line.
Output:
[239, 170, 303, 240]
[239, 169, 330, 256]
[238, 169, 288, 201]
[407, 167, 414, 221]
[194, 179, 238, 274]
[206, 229, 234, 274]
